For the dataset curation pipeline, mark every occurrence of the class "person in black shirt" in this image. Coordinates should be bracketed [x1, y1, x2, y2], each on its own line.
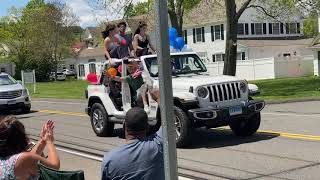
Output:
[133, 21, 156, 57]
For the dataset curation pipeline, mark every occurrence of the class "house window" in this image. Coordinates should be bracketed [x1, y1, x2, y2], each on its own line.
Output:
[0, 68, 5, 73]
[214, 25, 221, 40]
[286, 23, 300, 34]
[269, 23, 280, 35]
[237, 52, 246, 60]
[237, 23, 249, 35]
[195, 28, 202, 42]
[283, 53, 291, 57]
[69, 64, 75, 70]
[251, 23, 266, 35]
[213, 54, 225, 62]
[78, 64, 85, 77]
[88, 59, 96, 63]
[89, 63, 96, 74]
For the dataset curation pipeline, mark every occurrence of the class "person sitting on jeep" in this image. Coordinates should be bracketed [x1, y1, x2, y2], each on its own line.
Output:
[109, 61, 147, 108]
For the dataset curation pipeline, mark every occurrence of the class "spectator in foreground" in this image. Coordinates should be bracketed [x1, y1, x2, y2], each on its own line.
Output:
[101, 89, 164, 180]
[0, 116, 60, 180]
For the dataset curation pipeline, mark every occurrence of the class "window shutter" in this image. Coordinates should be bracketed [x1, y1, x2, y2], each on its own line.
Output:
[251, 23, 255, 34]
[221, 24, 224, 40]
[184, 30, 188, 44]
[212, 55, 216, 62]
[211, 26, 214, 41]
[280, 23, 284, 34]
[202, 27, 205, 42]
[263, 23, 267, 34]
[269, 23, 273, 34]
[297, 23, 301, 34]
[245, 23, 249, 35]
[241, 52, 246, 60]
[286, 23, 289, 34]
[193, 28, 196, 43]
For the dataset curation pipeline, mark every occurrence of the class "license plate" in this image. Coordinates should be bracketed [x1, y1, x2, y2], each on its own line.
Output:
[7, 100, 16, 105]
[229, 105, 242, 116]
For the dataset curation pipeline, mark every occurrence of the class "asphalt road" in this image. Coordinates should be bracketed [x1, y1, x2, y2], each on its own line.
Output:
[16, 99, 320, 180]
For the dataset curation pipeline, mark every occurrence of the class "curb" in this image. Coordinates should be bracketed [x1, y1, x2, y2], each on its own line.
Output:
[265, 97, 320, 105]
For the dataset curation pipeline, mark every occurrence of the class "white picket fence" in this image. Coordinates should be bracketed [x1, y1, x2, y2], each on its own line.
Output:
[204, 56, 315, 80]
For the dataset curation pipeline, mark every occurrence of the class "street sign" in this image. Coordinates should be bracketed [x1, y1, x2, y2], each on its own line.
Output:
[21, 70, 36, 93]
[154, 1, 178, 180]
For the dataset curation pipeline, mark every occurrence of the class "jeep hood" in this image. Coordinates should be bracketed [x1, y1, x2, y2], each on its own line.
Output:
[153, 74, 242, 90]
[0, 83, 24, 92]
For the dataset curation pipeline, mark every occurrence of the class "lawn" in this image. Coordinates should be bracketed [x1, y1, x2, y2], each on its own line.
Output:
[26, 80, 88, 99]
[24, 76, 320, 102]
[251, 76, 320, 101]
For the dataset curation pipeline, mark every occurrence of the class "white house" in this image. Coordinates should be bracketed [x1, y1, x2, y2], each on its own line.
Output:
[182, 0, 314, 62]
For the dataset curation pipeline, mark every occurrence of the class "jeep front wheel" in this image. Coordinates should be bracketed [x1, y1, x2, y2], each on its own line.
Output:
[90, 103, 114, 137]
[229, 112, 261, 136]
[174, 106, 191, 148]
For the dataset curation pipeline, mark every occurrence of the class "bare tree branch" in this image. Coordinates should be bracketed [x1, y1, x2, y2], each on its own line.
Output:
[235, 0, 252, 20]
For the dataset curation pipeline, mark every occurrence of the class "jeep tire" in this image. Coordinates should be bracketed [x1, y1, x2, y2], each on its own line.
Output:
[21, 105, 31, 114]
[229, 112, 261, 136]
[174, 106, 191, 148]
[90, 103, 114, 137]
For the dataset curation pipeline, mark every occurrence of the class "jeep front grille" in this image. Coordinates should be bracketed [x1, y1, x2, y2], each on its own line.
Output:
[207, 83, 241, 102]
[0, 90, 22, 99]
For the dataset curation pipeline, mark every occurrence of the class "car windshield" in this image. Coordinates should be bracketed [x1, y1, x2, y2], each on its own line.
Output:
[0, 75, 17, 85]
[144, 54, 207, 77]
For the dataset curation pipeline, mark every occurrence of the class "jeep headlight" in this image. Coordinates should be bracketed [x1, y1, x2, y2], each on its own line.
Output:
[240, 82, 247, 93]
[22, 89, 29, 96]
[197, 87, 209, 98]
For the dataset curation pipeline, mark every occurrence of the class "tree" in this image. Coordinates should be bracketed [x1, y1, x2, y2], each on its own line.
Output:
[0, 0, 79, 81]
[124, 1, 153, 18]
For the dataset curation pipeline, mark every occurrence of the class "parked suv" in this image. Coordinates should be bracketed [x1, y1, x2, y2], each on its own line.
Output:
[0, 73, 31, 113]
[85, 52, 265, 147]
[50, 72, 66, 81]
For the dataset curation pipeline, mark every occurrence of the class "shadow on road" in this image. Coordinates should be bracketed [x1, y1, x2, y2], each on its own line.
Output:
[185, 128, 279, 149]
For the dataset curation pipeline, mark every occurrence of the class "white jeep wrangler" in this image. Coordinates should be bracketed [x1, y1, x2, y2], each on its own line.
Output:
[85, 52, 265, 147]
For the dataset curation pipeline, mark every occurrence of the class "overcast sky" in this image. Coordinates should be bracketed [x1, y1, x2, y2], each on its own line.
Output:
[0, 0, 146, 27]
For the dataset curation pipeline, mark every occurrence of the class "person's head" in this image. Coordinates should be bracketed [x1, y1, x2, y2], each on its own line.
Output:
[0, 116, 29, 157]
[117, 21, 127, 34]
[124, 108, 148, 140]
[127, 61, 139, 74]
[102, 24, 118, 39]
[134, 21, 147, 35]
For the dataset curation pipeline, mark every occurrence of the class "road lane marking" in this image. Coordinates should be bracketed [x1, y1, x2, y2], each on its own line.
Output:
[215, 128, 320, 141]
[37, 109, 320, 142]
[262, 112, 320, 118]
[38, 109, 87, 117]
[33, 100, 85, 105]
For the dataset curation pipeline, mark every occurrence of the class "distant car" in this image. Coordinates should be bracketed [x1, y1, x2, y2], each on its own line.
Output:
[62, 69, 76, 76]
[50, 72, 66, 81]
[0, 73, 31, 113]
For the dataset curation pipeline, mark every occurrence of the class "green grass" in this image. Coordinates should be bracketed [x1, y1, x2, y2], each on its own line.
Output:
[25, 80, 88, 99]
[24, 76, 320, 101]
[251, 76, 320, 101]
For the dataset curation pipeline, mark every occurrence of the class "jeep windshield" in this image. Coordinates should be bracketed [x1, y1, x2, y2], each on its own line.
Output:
[0, 75, 17, 86]
[144, 54, 207, 77]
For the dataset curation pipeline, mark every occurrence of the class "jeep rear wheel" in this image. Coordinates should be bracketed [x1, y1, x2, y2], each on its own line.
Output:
[174, 106, 191, 148]
[90, 103, 114, 137]
[229, 112, 261, 136]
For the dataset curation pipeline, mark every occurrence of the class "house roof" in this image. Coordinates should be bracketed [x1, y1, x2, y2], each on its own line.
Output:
[183, 0, 248, 28]
[78, 47, 104, 58]
[238, 37, 314, 47]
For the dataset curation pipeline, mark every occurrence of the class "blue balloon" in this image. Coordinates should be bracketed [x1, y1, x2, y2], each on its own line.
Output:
[175, 37, 185, 50]
[170, 39, 178, 49]
[168, 27, 178, 41]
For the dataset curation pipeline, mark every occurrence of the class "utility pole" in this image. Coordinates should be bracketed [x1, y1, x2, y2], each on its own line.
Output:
[154, 0, 178, 179]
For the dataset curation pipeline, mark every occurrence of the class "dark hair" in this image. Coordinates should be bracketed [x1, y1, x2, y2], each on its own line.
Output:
[117, 21, 127, 28]
[134, 21, 147, 35]
[125, 107, 148, 132]
[102, 24, 116, 39]
[0, 116, 28, 157]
